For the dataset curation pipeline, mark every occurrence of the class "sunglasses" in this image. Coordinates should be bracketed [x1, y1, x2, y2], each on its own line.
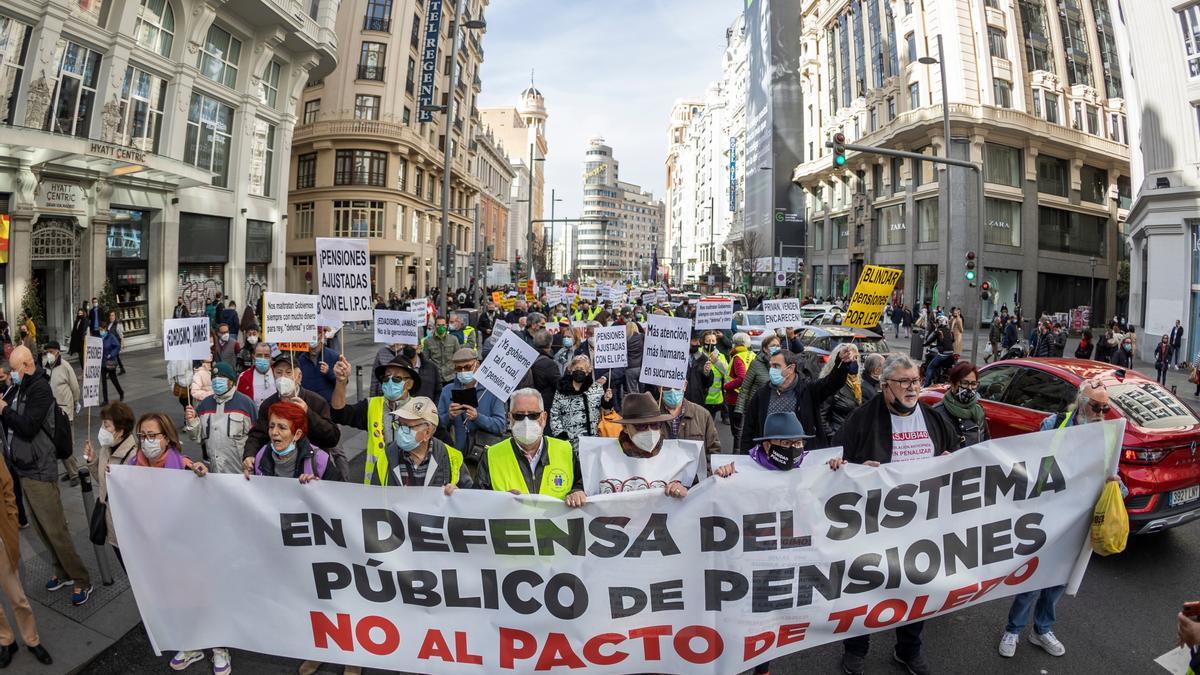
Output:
[382, 376, 411, 384]
[1088, 402, 1111, 414]
[511, 412, 541, 421]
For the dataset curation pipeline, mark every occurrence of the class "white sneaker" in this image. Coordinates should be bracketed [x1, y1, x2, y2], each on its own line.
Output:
[998, 632, 1019, 658]
[212, 648, 231, 675]
[170, 650, 205, 670]
[1029, 631, 1066, 656]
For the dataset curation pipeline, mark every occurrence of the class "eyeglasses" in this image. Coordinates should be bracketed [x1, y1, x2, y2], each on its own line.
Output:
[958, 380, 979, 390]
[136, 432, 164, 441]
[382, 376, 411, 385]
[888, 378, 922, 390]
[454, 364, 476, 372]
[1088, 402, 1111, 414]
[511, 412, 541, 421]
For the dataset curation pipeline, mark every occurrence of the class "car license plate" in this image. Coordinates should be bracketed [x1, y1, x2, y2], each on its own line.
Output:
[1169, 486, 1200, 507]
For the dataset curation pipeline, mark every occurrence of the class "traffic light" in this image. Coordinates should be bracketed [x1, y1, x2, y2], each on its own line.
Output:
[832, 132, 847, 169]
[980, 280, 991, 301]
[964, 251, 977, 286]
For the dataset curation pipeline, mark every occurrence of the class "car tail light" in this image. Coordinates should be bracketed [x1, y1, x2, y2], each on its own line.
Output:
[1122, 447, 1169, 464]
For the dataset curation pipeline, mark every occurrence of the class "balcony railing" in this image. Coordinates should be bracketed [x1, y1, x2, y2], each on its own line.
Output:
[362, 15, 391, 32]
[357, 64, 385, 81]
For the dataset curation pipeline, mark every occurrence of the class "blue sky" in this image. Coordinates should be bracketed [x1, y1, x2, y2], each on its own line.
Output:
[478, 0, 741, 224]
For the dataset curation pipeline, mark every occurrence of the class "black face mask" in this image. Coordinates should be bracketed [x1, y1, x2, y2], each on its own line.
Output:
[704, 344, 717, 352]
[766, 443, 804, 471]
[570, 370, 591, 385]
[689, 344, 700, 354]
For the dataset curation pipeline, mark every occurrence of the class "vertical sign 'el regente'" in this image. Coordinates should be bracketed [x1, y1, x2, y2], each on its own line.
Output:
[417, 0, 445, 123]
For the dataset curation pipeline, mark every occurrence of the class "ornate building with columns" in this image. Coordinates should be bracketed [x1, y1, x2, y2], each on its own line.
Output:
[0, 0, 339, 348]
[794, 0, 1129, 321]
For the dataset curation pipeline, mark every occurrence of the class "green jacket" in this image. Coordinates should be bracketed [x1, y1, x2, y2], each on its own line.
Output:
[423, 333, 461, 383]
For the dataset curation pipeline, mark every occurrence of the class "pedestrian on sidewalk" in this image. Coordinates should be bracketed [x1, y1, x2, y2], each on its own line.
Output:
[1154, 335, 1171, 386]
[83, 402, 137, 570]
[0, 366, 26, 530]
[100, 326, 124, 404]
[1169, 319, 1184, 368]
[0, 346, 93, 606]
[106, 311, 126, 375]
[1074, 329, 1095, 360]
[69, 305, 87, 358]
[0, 446, 52, 668]
[42, 342, 80, 487]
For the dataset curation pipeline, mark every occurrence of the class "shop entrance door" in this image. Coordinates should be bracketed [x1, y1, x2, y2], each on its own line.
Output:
[31, 219, 81, 345]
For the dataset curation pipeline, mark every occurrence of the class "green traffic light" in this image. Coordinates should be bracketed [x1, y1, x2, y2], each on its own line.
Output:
[965, 270, 976, 281]
[835, 155, 846, 166]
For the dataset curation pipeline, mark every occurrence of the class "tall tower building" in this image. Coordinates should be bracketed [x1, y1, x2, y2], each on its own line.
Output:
[578, 138, 664, 282]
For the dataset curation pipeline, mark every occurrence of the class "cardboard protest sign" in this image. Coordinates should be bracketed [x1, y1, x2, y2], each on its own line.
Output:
[762, 297, 802, 330]
[592, 325, 627, 369]
[162, 317, 212, 361]
[693, 298, 734, 330]
[82, 335, 103, 408]
[639, 314, 692, 389]
[844, 265, 903, 328]
[373, 310, 422, 345]
[474, 330, 540, 401]
[316, 238, 372, 321]
[262, 293, 319, 343]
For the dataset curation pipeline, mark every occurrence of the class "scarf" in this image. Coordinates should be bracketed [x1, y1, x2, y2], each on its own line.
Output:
[846, 373, 862, 404]
[941, 389, 985, 425]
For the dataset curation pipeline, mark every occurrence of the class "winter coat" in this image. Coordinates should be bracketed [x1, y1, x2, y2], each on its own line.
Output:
[723, 346, 752, 408]
[626, 332, 645, 371]
[1, 368, 58, 482]
[424, 333, 462, 384]
[296, 348, 339, 402]
[1002, 322, 1019, 348]
[549, 380, 605, 444]
[735, 348, 772, 415]
[518, 352, 563, 413]
[834, 394, 961, 465]
[819, 380, 867, 439]
[1155, 342, 1171, 369]
[246, 388, 341, 459]
[437, 381, 507, 452]
[89, 433, 136, 547]
[931, 400, 991, 449]
[739, 360, 850, 452]
[664, 400, 722, 466]
[185, 390, 258, 474]
[951, 315, 964, 353]
[685, 353, 715, 406]
[47, 361, 80, 422]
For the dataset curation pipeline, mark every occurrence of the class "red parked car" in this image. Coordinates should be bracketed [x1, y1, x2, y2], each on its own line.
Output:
[919, 358, 1200, 534]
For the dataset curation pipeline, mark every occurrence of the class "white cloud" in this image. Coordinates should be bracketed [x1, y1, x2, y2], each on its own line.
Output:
[478, 0, 738, 237]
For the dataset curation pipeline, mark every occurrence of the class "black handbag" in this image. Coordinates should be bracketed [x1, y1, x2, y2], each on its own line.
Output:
[89, 501, 108, 546]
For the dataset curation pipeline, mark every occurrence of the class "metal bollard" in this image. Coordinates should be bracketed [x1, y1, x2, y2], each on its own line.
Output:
[76, 468, 115, 586]
[355, 365, 364, 401]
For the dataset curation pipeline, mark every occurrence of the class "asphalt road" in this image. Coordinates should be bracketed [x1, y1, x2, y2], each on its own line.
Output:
[79, 330, 1197, 675]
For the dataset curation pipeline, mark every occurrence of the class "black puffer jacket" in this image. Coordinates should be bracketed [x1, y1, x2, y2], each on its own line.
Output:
[834, 394, 960, 464]
[819, 380, 867, 438]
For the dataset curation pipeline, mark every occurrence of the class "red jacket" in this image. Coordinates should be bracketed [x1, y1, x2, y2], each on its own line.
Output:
[723, 347, 752, 407]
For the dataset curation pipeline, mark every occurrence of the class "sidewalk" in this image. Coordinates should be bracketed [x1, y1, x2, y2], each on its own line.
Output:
[21, 330, 384, 674]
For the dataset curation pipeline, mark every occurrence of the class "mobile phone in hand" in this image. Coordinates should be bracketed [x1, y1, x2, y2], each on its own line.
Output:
[1184, 601, 1200, 620]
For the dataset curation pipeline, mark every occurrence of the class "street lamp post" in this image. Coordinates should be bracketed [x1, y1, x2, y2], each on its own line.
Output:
[1089, 256, 1097, 327]
[919, 34, 952, 312]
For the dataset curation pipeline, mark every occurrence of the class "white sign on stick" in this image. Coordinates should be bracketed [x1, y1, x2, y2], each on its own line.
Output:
[373, 310, 422, 345]
[407, 298, 428, 316]
[82, 335, 103, 408]
[546, 287, 563, 306]
[162, 317, 212, 361]
[475, 330, 540, 401]
[639, 314, 692, 389]
[316, 238, 372, 321]
[762, 297, 802, 330]
[592, 325, 627, 369]
[656, 288, 668, 303]
[580, 286, 598, 302]
[693, 299, 734, 330]
[262, 292, 319, 343]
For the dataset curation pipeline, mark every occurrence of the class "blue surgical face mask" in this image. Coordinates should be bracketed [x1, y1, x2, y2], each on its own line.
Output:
[212, 378, 230, 396]
[662, 388, 684, 408]
[395, 424, 420, 451]
[254, 358, 270, 374]
[768, 345, 781, 355]
[100, 331, 108, 338]
[457, 370, 475, 385]
[562, 337, 574, 348]
[769, 367, 785, 387]
[10, 370, 21, 385]
[381, 379, 407, 402]
[273, 441, 296, 458]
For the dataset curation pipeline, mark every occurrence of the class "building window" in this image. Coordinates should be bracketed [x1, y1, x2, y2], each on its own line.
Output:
[1086, 104, 1099, 135]
[354, 94, 380, 120]
[1044, 92, 1060, 124]
[46, 39, 101, 137]
[1019, 0, 1054, 72]
[258, 60, 280, 109]
[198, 23, 241, 88]
[294, 202, 314, 239]
[891, 156, 905, 194]
[402, 106, 411, 124]
[303, 99, 319, 124]
[867, 0, 885, 87]
[414, 168, 424, 196]
[411, 12, 421, 49]
[134, 0, 174, 57]
[917, 197, 938, 242]
[988, 28, 1007, 59]
[828, 29, 839, 114]
[248, 118, 275, 197]
[875, 204, 906, 246]
[872, 164, 884, 197]
[909, 82, 920, 109]
[886, 96, 896, 119]
[1059, 1, 1092, 86]
[832, 216, 849, 249]
[869, 106, 878, 131]
[993, 79, 1012, 108]
[0, 17, 30, 126]
[851, 0, 866, 97]
[984, 143, 1022, 187]
[117, 65, 166, 152]
[906, 32, 916, 63]
[335, 149, 387, 186]
[358, 42, 386, 80]
[839, 14, 852, 106]
[184, 91, 235, 188]
[1038, 206, 1106, 256]
[76, 0, 109, 27]
[1080, 164, 1108, 204]
[986, 199, 1022, 247]
[406, 56, 416, 94]
[1092, 0, 1122, 96]
[364, 0, 392, 32]
[296, 152, 316, 189]
[1036, 154, 1068, 196]
[333, 200, 385, 238]
[398, 157, 408, 191]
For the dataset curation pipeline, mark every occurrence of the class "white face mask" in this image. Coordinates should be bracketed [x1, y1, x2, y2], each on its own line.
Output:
[512, 418, 543, 446]
[43, 354, 55, 367]
[276, 376, 297, 398]
[141, 438, 164, 460]
[97, 428, 115, 448]
[247, 335, 259, 346]
[631, 430, 661, 453]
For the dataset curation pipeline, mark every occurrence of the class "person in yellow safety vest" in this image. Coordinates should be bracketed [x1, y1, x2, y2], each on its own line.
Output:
[449, 314, 476, 350]
[699, 331, 731, 424]
[573, 302, 601, 322]
[476, 387, 586, 506]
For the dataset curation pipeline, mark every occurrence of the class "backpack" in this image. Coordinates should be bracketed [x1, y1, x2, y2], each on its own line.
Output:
[41, 403, 74, 461]
[254, 445, 349, 481]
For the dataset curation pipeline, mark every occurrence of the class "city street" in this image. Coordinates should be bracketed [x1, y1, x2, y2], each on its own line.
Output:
[21, 331, 1190, 674]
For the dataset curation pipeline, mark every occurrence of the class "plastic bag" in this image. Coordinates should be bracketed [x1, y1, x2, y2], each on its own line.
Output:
[1090, 480, 1129, 556]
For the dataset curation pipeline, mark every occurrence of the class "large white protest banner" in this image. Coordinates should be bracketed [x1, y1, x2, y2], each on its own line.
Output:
[592, 325, 627, 369]
[693, 298, 734, 330]
[762, 297, 802, 330]
[578, 437, 704, 495]
[373, 310, 422, 345]
[639, 314, 692, 389]
[108, 421, 1117, 674]
[82, 334, 103, 408]
[263, 293, 319, 343]
[474, 330, 540, 401]
[316, 238, 372, 321]
[162, 317, 212, 361]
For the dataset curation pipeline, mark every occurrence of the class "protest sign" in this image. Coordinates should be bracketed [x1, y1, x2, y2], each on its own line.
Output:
[162, 317, 212, 361]
[844, 265, 903, 328]
[639, 314, 692, 389]
[407, 298, 428, 316]
[580, 285, 598, 302]
[491, 319, 513, 337]
[762, 297, 802, 330]
[109, 420, 1116, 674]
[641, 291, 656, 306]
[263, 293, 319, 343]
[656, 288, 668, 303]
[565, 292, 577, 307]
[474, 330, 539, 401]
[578, 437, 704, 495]
[592, 325, 628, 369]
[693, 298, 734, 330]
[546, 287, 563, 307]
[373, 310, 422, 345]
[491, 291, 504, 305]
[316, 238, 372, 322]
[82, 334, 103, 408]
[607, 287, 625, 304]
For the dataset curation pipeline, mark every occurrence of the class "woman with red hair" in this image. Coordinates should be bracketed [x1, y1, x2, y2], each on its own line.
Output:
[931, 361, 991, 448]
[243, 401, 342, 483]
